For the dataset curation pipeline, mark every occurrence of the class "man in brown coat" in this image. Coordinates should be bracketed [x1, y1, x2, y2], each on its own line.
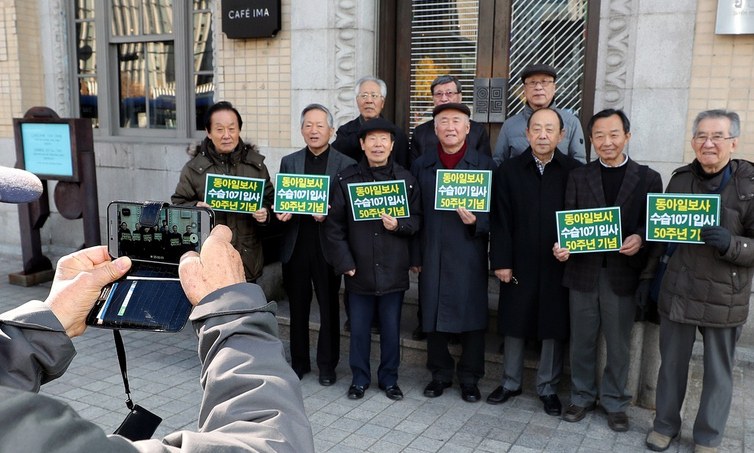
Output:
[172, 101, 274, 282]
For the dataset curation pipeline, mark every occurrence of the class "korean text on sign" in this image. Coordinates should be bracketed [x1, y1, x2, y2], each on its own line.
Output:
[204, 173, 266, 214]
[556, 207, 623, 253]
[274, 173, 330, 215]
[434, 169, 492, 212]
[347, 180, 410, 221]
[646, 193, 720, 244]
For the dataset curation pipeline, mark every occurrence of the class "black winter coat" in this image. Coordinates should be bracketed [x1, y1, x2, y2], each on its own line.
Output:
[490, 149, 582, 340]
[411, 147, 496, 333]
[323, 159, 422, 295]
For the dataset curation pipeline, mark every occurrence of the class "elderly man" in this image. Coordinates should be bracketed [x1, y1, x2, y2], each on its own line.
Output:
[172, 101, 274, 282]
[493, 63, 586, 165]
[323, 117, 422, 401]
[411, 103, 496, 402]
[552, 109, 662, 432]
[276, 104, 355, 384]
[645, 110, 753, 453]
[408, 75, 492, 341]
[332, 76, 410, 168]
[488, 107, 582, 416]
[333, 76, 410, 331]
[409, 75, 491, 164]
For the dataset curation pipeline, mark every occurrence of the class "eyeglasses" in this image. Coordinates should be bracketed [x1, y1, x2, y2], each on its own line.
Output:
[358, 93, 383, 100]
[692, 135, 736, 144]
[432, 91, 459, 98]
[524, 80, 555, 88]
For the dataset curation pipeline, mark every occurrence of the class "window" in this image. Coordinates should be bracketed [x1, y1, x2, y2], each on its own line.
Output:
[408, 0, 479, 134]
[71, 0, 214, 137]
[507, 0, 588, 117]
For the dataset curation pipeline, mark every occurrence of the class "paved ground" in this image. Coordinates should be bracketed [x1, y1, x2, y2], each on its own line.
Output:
[1, 254, 752, 452]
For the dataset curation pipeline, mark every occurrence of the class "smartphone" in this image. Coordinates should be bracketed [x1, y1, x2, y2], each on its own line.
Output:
[86, 201, 214, 332]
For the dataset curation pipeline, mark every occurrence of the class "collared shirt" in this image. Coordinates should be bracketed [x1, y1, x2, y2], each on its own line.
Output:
[532, 152, 554, 175]
[305, 146, 330, 175]
[598, 154, 628, 168]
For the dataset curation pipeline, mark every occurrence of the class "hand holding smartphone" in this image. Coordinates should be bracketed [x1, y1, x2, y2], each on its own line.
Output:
[86, 201, 214, 332]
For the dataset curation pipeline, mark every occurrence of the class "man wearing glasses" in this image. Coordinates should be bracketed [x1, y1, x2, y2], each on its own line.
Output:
[492, 63, 586, 165]
[332, 76, 410, 169]
[409, 75, 491, 165]
[645, 109, 753, 453]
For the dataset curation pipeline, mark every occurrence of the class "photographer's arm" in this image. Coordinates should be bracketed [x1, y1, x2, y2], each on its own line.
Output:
[0, 247, 131, 392]
[153, 225, 313, 452]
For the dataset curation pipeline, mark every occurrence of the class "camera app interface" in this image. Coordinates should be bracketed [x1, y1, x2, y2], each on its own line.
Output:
[116, 204, 203, 264]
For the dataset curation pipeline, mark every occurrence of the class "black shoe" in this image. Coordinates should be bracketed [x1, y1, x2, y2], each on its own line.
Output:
[607, 411, 629, 432]
[347, 384, 368, 399]
[486, 386, 522, 404]
[381, 384, 403, 400]
[318, 373, 336, 386]
[460, 384, 481, 403]
[412, 325, 427, 341]
[562, 402, 596, 422]
[540, 394, 562, 416]
[423, 380, 452, 398]
[293, 366, 311, 380]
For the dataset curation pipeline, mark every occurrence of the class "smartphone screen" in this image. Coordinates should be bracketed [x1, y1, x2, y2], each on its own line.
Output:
[108, 202, 213, 264]
[88, 201, 214, 332]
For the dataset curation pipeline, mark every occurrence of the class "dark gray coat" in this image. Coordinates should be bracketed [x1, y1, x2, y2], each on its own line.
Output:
[411, 147, 496, 333]
[277, 146, 356, 264]
[490, 149, 582, 340]
[658, 160, 754, 327]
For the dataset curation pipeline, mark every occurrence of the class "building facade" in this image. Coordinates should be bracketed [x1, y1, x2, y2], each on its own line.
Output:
[1, 0, 753, 402]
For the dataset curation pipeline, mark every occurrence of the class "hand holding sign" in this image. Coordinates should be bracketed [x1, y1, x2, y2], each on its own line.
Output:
[457, 207, 476, 225]
[701, 226, 731, 253]
[552, 242, 570, 262]
[381, 213, 399, 231]
[619, 234, 643, 256]
[253, 207, 268, 223]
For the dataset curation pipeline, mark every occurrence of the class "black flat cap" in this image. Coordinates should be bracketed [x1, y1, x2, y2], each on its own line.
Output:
[358, 117, 396, 139]
[520, 63, 557, 83]
[432, 102, 471, 117]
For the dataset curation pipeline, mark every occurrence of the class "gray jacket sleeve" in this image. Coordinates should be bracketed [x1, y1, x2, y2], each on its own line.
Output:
[0, 284, 314, 453]
[0, 300, 75, 392]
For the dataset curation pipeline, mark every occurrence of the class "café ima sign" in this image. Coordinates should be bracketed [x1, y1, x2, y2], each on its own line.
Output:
[222, 0, 281, 38]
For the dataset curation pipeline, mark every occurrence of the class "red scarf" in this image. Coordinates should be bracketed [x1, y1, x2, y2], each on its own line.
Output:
[438, 142, 467, 169]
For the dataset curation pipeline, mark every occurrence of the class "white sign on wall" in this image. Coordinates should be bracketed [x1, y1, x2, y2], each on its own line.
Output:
[716, 0, 754, 34]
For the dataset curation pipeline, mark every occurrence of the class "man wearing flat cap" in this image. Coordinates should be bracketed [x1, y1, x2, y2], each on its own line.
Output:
[323, 117, 422, 402]
[410, 103, 496, 403]
[493, 63, 586, 165]
[409, 74, 491, 165]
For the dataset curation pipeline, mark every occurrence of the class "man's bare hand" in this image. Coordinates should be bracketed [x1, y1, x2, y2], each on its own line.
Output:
[179, 225, 246, 305]
[45, 246, 132, 338]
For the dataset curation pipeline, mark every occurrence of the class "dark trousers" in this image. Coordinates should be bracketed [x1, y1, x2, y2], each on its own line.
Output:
[654, 316, 740, 447]
[282, 243, 342, 376]
[426, 330, 485, 385]
[348, 291, 403, 387]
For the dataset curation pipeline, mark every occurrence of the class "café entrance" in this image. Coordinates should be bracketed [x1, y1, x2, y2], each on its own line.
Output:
[379, 0, 599, 149]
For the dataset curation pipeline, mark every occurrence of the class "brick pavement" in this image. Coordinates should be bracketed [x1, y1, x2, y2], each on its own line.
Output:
[1, 254, 751, 452]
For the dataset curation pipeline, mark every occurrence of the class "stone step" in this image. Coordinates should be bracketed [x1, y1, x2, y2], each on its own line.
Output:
[257, 262, 549, 381]
[273, 293, 547, 382]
